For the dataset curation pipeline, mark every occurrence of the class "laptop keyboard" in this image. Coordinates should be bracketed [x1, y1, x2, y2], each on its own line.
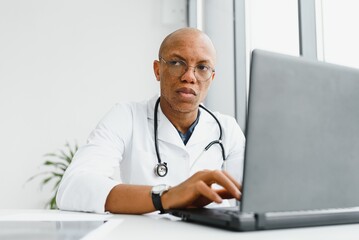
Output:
[198, 206, 359, 221]
[169, 206, 359, 230]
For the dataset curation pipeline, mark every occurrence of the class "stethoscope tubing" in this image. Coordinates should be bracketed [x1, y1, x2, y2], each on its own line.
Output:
[153, 97, 226, 177]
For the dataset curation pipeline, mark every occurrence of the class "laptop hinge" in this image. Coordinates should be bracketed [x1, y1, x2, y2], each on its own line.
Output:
[255, 207, 359, 230]
[255, 213, 267, 230]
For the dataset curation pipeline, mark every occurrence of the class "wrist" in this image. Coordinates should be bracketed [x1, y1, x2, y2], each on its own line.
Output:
[161, 188, 171, 210]
[151, 184, 171, 213]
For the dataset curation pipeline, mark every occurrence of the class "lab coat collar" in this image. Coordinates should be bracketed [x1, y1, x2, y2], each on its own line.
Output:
[147, 95, 216, 148]
[147, 95, 159, 121]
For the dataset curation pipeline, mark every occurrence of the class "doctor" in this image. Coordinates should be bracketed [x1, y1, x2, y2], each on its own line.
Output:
[56, 27, 245, 214]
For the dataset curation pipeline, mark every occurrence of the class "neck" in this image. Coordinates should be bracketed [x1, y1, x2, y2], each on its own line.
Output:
[159, 98, 199, 134]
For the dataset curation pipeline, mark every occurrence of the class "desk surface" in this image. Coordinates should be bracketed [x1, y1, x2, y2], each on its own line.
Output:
[1, 209, 359, 239]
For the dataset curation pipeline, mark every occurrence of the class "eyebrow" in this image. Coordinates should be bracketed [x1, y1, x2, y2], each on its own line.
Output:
[168, 53, 214, 66]
[167, 53, 186, 61]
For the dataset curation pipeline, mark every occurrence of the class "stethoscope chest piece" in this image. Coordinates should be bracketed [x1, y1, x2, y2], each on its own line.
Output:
[154, 162, 168, 177]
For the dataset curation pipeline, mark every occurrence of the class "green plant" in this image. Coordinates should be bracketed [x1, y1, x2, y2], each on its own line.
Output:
[27, 142, 78, 209]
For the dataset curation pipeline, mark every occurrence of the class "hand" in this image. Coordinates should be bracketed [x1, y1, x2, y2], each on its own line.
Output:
[161, 170, 241, 210]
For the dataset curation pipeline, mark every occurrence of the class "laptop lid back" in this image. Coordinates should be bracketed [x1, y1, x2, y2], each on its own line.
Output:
[241, 49, 359, 213]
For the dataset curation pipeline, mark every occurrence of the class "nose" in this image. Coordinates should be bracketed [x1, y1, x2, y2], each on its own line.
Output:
[180, 66, 197, 83]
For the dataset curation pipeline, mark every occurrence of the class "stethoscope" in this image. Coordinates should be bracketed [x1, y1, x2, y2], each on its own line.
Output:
[154, 97, 226, 177]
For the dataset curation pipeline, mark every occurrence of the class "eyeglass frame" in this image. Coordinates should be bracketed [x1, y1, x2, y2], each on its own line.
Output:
[159, 56, 215, 82]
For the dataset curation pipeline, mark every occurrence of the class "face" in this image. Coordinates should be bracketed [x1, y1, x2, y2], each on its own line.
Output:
[153, 29, 216, 115]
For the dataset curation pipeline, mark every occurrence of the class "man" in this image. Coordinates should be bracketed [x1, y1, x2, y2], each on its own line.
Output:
[56, 28, 245, 214]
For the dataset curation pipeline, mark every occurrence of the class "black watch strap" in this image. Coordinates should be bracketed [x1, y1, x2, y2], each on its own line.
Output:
[151, 184, 170, 214]
[151, 192, 165, 214]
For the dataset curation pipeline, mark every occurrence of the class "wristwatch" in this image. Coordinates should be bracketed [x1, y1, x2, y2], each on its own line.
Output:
[151, 184, 171, 214]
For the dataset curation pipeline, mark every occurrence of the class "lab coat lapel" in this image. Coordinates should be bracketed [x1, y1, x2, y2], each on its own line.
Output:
[157, 107, 185, 148]
[147, 96, 185, 148]
[186, 108, 215, 147]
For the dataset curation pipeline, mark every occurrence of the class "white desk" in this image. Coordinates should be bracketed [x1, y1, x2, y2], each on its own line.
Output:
[1, 209, 359, 239]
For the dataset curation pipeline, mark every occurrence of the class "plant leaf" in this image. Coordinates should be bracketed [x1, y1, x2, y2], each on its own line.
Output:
[67, 142, 79, 159]
[59, 149, 73, 164]
[42, 176, 52, 184]
[47, 194, 58, 209]
[52, 179, 62, 191]
[44, 160, 68, 169]
[43, 153, 57, 157]
[43, 153, 69, 166]
[25, 171, 52, 183]
[29, 141, 78, 209]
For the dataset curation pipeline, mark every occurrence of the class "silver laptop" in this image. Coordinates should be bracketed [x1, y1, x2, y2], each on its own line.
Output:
[167, 49, 359, 231]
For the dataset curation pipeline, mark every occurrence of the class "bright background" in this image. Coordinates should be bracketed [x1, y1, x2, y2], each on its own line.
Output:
[0, 0, 358, 208]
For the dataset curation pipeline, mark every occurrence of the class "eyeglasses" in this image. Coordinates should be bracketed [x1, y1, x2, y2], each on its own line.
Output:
[159, 57, 215, 82]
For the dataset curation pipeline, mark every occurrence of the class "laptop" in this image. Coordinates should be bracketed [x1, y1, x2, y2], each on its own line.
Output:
[167, 49, 359, 231]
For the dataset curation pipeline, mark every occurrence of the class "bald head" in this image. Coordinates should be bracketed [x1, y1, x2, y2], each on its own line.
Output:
[158, 28, 216, 64]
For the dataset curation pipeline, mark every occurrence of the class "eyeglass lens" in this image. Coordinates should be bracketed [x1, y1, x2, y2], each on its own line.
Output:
[161, 58, 213, 81]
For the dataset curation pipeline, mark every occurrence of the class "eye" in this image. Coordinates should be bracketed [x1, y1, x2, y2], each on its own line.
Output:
[196, 64, 210, 71]
[168, 60, 186, 67]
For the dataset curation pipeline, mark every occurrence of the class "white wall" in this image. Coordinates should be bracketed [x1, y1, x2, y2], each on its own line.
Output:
[0, 0, 186, 208]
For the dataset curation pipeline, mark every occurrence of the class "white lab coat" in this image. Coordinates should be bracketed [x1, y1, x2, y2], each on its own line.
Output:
[56, 95, 246, 213]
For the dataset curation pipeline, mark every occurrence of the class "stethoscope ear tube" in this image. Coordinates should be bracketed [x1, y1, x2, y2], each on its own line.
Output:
[204, 140, 226, 161]
[199, 104, 226, 161]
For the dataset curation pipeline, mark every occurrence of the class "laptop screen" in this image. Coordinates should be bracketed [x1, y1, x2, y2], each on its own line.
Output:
[241, 50, 359, 213]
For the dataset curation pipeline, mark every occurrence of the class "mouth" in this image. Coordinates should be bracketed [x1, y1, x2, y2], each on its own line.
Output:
[176, 87, 197, 96]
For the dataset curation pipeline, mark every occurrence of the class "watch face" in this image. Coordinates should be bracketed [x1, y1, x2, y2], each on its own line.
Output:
[152, 184, 169, 194]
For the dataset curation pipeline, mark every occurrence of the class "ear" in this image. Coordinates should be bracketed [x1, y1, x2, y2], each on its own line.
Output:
[153, 60, 161, 81]
[211, 71, 215, 81]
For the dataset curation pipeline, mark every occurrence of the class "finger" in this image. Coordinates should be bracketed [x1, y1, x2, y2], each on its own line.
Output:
[222, 171, 242, 191]
[199, 170, 241, 190]
[215, 188, 242, 200]
[210, 171, 241, 199]
[195, 180, 223, 204]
